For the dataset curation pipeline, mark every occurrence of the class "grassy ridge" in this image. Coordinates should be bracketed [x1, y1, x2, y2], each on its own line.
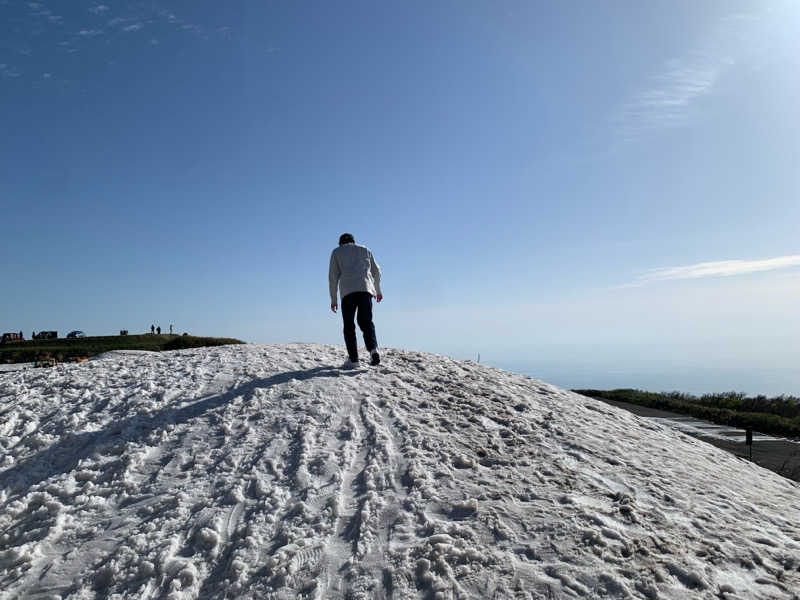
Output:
[0, 334, 245, 363]
[574, 388, 800, 440]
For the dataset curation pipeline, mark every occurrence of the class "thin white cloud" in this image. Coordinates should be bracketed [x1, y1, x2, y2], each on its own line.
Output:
[157, 9, 203, 36]
[614, 10, 761, 141]
[0, 63, 21, 78]
[26, 1, 60, 23]
[632, 255, 800, 286]
[0, 0, 230, 84]
[619, 64, 718, 136]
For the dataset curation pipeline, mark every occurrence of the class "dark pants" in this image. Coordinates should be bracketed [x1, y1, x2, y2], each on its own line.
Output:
[341, 291, 378, 361]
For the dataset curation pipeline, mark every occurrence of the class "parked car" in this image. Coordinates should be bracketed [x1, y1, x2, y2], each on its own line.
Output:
[33, 331, 58, 339]
[67, 331, 86, 338]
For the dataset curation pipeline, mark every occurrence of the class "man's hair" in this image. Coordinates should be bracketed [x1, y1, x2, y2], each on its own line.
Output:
[339, 233, 355, 245]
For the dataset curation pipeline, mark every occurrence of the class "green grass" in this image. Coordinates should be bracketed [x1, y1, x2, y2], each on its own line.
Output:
[573, 388, 800, 440]
[0, 334, 245, 363]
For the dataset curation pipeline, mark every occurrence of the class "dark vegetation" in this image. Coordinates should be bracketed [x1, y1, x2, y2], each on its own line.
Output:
[574, 388, 800, 440]
[0, 334, 244, 363]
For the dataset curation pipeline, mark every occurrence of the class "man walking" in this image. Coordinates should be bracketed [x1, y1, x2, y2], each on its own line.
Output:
[329, 233, 382, 367]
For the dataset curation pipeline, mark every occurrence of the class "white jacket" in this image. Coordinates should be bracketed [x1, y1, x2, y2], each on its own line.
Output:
[329, 243, 382, 303]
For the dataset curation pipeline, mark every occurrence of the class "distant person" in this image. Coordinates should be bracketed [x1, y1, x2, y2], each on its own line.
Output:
[157, 326, 161, 335]
[328, 232, 382, 367]
[151, 324, 155, 334]
[170, 324, 173, 334]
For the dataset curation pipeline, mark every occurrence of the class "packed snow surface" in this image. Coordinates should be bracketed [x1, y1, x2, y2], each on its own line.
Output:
[0, 363, 30, 373]
[1, 343, 799, 600]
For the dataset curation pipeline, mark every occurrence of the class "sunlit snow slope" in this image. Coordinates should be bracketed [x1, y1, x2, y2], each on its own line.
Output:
[1, 343, 799, 600]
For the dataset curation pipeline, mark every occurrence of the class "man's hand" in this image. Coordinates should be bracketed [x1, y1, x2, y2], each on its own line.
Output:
[376, 293, 383, 303]
[331, 303, 338, 313]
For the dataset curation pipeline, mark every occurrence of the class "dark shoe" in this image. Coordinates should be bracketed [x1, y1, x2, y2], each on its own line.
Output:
[369, 350, 380, 366]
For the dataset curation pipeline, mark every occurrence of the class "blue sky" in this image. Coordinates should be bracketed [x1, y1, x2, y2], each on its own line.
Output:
[2, 1, 799, 395]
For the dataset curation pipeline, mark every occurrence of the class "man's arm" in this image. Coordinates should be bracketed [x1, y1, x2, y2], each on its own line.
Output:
[329, 251, 340, 311]
[370, 251, 382, 302]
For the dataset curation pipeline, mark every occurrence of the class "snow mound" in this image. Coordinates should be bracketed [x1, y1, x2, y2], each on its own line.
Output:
[1, 343, 799, 599]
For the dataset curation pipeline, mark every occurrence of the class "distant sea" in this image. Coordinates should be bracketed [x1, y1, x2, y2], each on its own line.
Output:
[500, 363, 800, 398]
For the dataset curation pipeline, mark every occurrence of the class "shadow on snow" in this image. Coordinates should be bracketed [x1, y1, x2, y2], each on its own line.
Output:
[0, 365, 359, 500]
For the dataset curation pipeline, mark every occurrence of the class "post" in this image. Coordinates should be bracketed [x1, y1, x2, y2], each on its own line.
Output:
[745, 427, 753, 462]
